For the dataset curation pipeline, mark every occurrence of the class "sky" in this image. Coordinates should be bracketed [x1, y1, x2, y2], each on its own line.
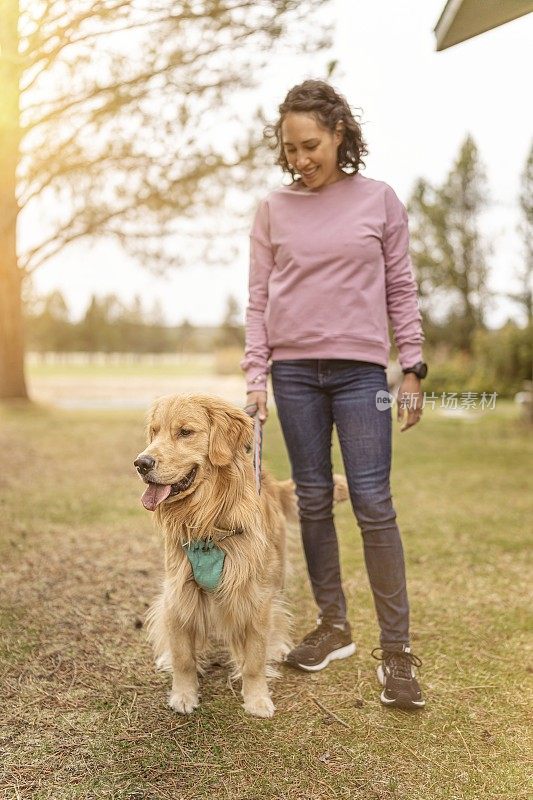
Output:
[30, 0, 533, 328]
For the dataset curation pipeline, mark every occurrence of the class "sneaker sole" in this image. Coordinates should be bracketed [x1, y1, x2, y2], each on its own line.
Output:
[376, 664, 426, 709]
[286, 642, 356, 672]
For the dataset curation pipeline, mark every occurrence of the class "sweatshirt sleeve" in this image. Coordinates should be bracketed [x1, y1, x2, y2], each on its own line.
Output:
[382, 184, 424, 369]
[240, 198, 275, 392]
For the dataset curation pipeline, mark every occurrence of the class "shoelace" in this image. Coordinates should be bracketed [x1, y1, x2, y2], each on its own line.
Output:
[371, 647, 422, 680]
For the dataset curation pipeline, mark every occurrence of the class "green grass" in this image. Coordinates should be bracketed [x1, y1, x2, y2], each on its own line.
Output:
[0, 398, 531, 799]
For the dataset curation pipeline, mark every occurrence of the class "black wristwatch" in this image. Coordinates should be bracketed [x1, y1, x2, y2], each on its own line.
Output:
[402, 361, 428, 379]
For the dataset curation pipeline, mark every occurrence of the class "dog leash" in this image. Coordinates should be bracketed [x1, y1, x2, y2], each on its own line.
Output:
[244, 403, 263, 494]
[253, 414, 263, 495]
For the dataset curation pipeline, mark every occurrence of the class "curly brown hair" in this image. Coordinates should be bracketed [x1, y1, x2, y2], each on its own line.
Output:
[264, 79, 368, 181]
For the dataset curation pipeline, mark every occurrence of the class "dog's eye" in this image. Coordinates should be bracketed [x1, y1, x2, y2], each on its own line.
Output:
[179, 428, 193, 437]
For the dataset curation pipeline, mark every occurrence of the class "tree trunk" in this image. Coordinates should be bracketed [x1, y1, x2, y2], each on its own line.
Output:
[0, 1, 28, 400]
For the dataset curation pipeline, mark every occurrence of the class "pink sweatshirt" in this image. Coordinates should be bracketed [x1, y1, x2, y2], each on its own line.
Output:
[241, 172, 424, 392]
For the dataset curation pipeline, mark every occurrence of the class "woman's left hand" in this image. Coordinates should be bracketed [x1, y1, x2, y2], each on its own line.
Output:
[397, 374, 423, 431]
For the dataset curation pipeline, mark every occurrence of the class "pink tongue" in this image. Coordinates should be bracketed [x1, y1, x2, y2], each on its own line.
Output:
[141, 483, 172, 511]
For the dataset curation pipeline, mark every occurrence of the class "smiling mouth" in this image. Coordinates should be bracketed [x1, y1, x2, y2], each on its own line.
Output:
[169, 466, 197, 495]
[141, 466, 198, 511]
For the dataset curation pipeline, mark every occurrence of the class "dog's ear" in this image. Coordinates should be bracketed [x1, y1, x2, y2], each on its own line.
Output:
[144, 405, 156, 444]
[144, 397, 163, 444]
[206, 404, 254, 467]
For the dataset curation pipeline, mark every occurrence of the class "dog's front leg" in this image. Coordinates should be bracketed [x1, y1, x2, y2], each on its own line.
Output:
[238, 623, 274, 719]
[165, 613, 199, 714]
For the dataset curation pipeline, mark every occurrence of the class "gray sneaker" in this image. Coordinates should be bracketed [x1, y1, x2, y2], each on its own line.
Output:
[372, 645, 426, 710]
[285, 619, 356, 672]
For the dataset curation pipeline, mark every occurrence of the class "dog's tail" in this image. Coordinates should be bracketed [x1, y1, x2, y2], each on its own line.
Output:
[275, 474, 349, 524]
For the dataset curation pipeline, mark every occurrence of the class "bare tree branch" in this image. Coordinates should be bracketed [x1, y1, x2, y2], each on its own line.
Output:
[17, 0, 333, 266]
[21, 27, 259, 130]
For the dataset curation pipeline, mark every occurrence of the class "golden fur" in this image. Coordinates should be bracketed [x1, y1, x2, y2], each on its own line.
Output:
[135, 393, 347, 718]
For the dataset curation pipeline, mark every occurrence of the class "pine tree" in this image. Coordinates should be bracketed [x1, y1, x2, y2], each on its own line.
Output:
[507, 141, 533, 325]
[408, 135, 491, 352]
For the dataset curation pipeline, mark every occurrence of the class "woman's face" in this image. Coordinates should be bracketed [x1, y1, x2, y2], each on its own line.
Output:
[281, 112, 344, 189]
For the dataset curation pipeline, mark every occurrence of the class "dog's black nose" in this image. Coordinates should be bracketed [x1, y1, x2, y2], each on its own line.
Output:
[134, 455, 156, 475]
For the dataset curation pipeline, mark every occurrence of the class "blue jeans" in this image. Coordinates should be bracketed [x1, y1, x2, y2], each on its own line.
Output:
[271, 358, 410, 649]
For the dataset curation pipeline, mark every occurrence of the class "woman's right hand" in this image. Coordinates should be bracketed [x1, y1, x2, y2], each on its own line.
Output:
[244, 390, 268, 423]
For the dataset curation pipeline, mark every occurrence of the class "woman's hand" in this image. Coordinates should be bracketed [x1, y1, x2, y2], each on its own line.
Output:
[397, 374, 423, 431]
[244, 390, 268, 423]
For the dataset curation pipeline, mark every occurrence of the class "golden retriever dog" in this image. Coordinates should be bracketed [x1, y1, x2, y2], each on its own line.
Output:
[134, 393, 347, 718]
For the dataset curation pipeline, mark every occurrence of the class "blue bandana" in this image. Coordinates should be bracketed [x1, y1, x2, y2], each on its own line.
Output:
[182, 539, 226, 592]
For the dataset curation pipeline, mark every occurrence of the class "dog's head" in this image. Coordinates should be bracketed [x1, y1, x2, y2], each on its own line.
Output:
[134, 394, 254, 511]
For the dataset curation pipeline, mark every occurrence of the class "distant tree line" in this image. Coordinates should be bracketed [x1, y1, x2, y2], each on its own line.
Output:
[24, 292, 244, 354]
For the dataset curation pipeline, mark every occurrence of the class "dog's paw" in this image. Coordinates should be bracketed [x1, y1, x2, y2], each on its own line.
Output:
[243, 694, 275, 719]
[168, 689, 200, 714]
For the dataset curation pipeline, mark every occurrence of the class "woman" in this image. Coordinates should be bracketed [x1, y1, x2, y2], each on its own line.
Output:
[241, 80, 427, 710]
